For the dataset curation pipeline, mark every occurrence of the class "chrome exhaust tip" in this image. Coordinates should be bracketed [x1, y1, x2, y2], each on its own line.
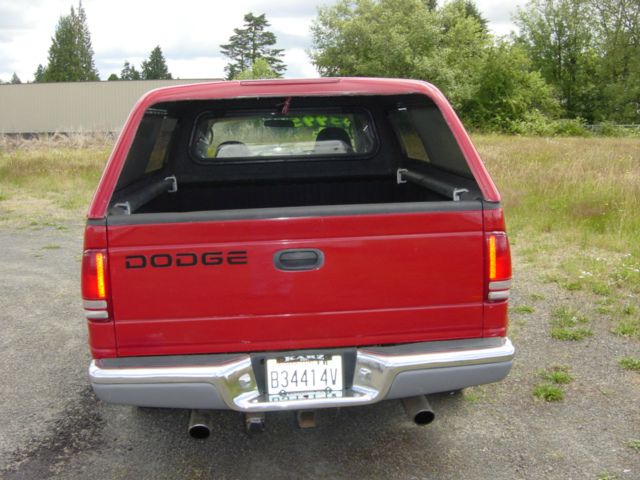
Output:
[401, 396, 435, 425]
[188, 410, 213, 439]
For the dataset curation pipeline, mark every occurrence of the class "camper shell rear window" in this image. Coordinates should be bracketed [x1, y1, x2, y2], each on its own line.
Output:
[190, 110, 377, 162]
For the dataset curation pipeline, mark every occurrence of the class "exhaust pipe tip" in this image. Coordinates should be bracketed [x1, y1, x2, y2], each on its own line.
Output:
[189, 423, 211, 439]
[188, 410, 213, 439]
[401, 396, 435, 426]
[412, 409, 435, 426]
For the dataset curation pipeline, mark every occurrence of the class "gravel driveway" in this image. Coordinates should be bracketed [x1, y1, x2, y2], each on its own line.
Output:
[0, 220, 638, 479]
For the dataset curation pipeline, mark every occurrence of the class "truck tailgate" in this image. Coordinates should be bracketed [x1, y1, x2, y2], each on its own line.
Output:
[107, 207, 484, 356]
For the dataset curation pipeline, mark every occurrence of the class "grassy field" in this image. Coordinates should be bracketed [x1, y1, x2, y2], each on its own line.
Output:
[0, 134, 111, 222]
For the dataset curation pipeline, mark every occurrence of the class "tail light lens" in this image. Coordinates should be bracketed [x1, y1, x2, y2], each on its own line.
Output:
[486, 232, 511, 301]
[82, 249, 110, 320]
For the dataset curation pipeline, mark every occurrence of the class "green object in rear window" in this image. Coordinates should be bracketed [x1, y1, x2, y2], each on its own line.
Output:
[191, 112, 375, 161]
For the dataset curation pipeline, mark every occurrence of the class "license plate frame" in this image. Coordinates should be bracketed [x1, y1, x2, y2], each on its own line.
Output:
[265, 353, 344, 396]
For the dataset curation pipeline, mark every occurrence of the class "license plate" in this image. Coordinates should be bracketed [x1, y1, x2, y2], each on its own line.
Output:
[266, 354, 343, 395]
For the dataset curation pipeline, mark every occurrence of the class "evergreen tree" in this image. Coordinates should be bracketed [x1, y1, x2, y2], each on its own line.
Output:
[75, 1, 99, 80]
[10, 72, 22, 84]
[141, 46, 172, 80]
[220, 13, 286, 80]
[120, 61, 141, 80]
[34, 64, 47, 82]
[107, 73, 119, 81]
[40, 1, 99, 82]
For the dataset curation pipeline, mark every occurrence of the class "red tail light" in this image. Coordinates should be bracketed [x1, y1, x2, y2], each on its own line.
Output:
[486, 232, 511, 301]
[82, 249, 111, 320]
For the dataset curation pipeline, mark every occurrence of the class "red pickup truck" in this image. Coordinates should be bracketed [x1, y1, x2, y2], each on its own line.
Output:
[83, 78, 514, 435]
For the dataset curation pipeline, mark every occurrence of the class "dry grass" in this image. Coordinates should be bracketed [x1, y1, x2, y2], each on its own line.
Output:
[474, 136, 640, 256]
[0, 132, 116, 151]
[0, 134, 112, 222]
[474, 135, 640, 299]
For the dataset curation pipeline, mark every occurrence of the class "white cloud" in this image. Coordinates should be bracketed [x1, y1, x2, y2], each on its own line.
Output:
[284, 48, 318, 78]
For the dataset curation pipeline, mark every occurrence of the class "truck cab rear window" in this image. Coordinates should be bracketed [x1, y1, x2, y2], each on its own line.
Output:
[191, 112, 376, 161]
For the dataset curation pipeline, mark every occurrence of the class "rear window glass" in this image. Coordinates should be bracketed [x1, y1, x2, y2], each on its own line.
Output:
[192, 111, 376, 161]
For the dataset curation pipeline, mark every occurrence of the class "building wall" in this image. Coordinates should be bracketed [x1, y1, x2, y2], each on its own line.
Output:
[0, 79, 220, 134]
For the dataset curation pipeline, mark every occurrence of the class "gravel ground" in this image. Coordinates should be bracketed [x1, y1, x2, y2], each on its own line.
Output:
[0, 220, 638, 480]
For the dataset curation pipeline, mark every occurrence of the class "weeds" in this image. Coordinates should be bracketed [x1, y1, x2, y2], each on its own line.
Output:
[627, 439, 640, 452]
[613, 320, 639, 338]
[540, 365, 574, 384]
[512, 305, 535, 314]
[596, 473, 619, 480]
[618, 357, 640, 372]
[534, 366, 573, 402]
[610, 304, 640, 340]
[550, 307, 593, 341]
[533, 384, 564, 402]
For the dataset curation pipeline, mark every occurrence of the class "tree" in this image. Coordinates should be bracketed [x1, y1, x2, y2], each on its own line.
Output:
[424, 0, 438, 10]
[220, 13, 286, 80]
[10, 72, 22, 84]
[107, 73, 119, 81]
[34, 64, 46, 83]
[40, 1, 99, 82]
[75, 1, 99, 81]
[592, 0, 640, 122]
[141, 46, 172, 80]
[120, 61, 141, 80]
[310, 0, 489, 109]
[461, 41, 559, 130]
[515, 0, 598, 120]
[233, 58, 279, 80]
[459, 0, 489, 33]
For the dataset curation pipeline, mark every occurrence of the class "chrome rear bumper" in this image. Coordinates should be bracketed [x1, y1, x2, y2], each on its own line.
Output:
[90, 337, 514, 412]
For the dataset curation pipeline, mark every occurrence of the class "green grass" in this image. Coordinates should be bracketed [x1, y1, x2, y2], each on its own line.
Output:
[550, 307, 593, 341]
[41, 244, 61, 250]
[540, 365, 574, 384]
[475, 136, 640, 294]
[609, 304, 640, 340]
[627, 439, 640, 452]
[613, 319, 639, 338]
[551, 327, 593, 341]
[511, 305, 535, 314]
[618, 357, 640, 372]
[533, 383, 564, 402]
[596, 473, 619, 480]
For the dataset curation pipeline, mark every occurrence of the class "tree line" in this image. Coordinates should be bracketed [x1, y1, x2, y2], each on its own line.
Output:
[9, 0, 639, 131]
[311, 0, 640, 129]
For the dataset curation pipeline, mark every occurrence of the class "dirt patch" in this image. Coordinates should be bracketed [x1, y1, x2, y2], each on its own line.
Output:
[1, 387, 105, 480]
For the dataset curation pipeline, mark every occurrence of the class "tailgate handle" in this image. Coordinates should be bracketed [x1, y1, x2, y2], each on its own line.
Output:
[274, 249, 324, 271]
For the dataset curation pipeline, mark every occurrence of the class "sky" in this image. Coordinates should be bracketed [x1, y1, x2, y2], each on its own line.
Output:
[0, 0, 527, 83]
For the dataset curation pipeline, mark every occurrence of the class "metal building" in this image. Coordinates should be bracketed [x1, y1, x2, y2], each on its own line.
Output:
[0, 79, 220, 134]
